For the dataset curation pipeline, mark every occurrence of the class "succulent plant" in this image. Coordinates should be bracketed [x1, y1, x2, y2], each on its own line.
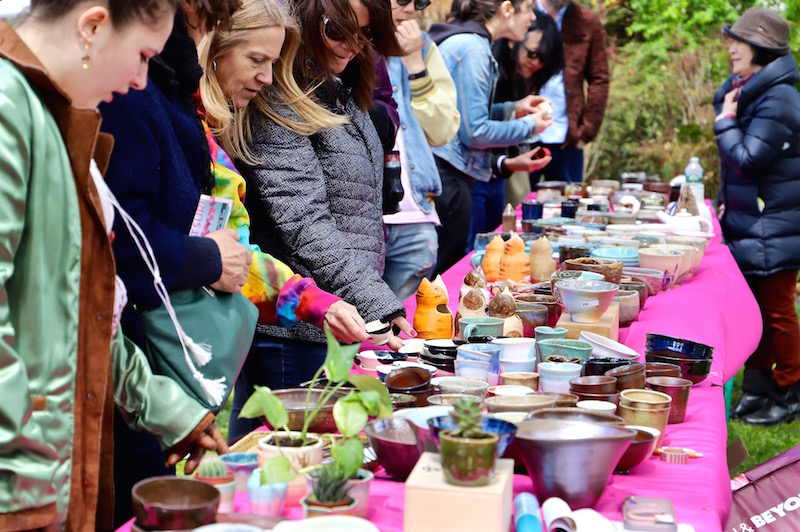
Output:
[450, 397, 485, 439]
[195, 455, 230, 478]
[307, 464, 352, 505]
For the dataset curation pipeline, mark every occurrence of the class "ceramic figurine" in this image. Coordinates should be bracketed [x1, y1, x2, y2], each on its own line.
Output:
[460, 269, 490, 304]
[529, 235, 557, 282]
[432, 274, 450, 304]
[488, 287, 523, 337]
[455, 288, 488, 338]
[482, 235, 504, 282]
[414, 277, 454, 339]
[499, 233, 529, 283]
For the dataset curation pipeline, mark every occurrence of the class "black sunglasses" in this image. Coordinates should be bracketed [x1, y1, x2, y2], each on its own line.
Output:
[522, 44, 541, 60]
[321, 13, 374, 43]
[396, 0, 432, 11]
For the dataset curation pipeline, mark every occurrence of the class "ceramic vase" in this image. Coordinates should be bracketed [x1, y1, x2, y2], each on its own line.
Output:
[439, 430, 499, 487]
[247, 469, 288, 517]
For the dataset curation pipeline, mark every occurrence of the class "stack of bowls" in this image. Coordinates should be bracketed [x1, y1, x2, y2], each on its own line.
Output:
[569, 375, 618, 403]
[637, 248, 684, 291]
[616, 389, 672, 447]
[456, 343, 501, 385]
[605, 363, 646, 391]
[644, 333, 714, 385]
[420, 340, 459, 375]
[591, 247, 639, 267]
[385, 367, 433, 407]
[492, 338, 536, 373]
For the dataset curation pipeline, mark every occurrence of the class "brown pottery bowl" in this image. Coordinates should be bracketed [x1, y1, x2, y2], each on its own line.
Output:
[644, 362, 681, 379]
[605, 363, 646, 391]
[569, 375, 617, 394]
[525, 407, 625, 426]
[614, 425, 660, 474]
[132, 476, 219, 530]
[385, 366, 432, 393]
[563, 257, 623, 284]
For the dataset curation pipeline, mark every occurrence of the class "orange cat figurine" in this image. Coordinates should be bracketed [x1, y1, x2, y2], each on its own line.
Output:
[414, 278, 454, 339]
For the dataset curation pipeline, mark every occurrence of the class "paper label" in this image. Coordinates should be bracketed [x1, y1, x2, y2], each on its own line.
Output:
[190, 194, 232, 236]
[581, 300, 600, 308]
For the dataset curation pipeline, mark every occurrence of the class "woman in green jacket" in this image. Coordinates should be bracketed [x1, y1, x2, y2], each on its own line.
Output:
[0, 1, 227, 529]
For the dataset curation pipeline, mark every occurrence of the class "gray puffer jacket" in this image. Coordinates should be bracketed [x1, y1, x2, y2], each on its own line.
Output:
[240, 83, 405, 343]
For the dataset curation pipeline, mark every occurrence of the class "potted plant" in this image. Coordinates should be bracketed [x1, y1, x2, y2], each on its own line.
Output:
[194, 455, 236, 512]
[238, 325, 391, 510]
[247, 454, 294, 517]
[439, 397, 499, 487]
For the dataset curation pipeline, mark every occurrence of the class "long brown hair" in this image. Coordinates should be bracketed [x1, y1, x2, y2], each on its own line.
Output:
[292, 0, 400, 112]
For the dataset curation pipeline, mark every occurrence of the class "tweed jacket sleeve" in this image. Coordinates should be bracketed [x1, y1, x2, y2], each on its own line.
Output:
[241, 107, 405, 323]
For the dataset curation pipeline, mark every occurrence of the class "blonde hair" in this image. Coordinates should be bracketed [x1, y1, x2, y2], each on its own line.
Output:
[199, 0, 347, 165]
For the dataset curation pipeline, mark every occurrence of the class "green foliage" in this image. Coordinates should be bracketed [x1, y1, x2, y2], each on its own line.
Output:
[195, 455, 230, 478]
[307, 463, 353, 505]
[261, 455, 296, 485]
[450, 397, 485, 439]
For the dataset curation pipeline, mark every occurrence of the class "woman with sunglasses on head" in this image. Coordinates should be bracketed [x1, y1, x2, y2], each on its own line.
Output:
[427, 0, 554, 274]
[0, 0, 233, 529]
[382, 0, 460, 300]
[493, 11, 564, 203]
[200, 0, 413, 442]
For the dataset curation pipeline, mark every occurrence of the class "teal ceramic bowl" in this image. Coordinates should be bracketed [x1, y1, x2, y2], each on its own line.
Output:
[536, 339, 594, 365]
[591, 247, 639, 266]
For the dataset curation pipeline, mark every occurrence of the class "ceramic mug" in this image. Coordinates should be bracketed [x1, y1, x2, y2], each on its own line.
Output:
[534, 326, 568, 341]
[460, 317, 504, 341]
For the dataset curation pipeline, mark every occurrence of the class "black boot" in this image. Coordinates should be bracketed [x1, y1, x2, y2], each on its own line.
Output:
[731, 369, 772, 418]
[741, 381, 800, 426]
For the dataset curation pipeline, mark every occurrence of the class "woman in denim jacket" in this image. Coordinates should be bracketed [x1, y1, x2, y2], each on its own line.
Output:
[428, 0, 553, 273]
[383, 0, 460, 301]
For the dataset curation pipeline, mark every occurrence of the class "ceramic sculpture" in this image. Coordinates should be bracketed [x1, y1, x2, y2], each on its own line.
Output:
[488, 288, 523, 337]
[414, 278, 454, 339]
[482, 235, 504, 282]
[499, 234, 529, 283]
[529, 236, 557, 283]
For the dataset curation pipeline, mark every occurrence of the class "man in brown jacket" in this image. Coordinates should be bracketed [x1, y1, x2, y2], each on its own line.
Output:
[536, 0, 609, 183]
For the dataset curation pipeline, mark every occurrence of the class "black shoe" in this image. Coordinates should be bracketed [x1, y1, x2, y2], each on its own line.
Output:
[741, 398, 800, 425]
[731, 392, 769, 418]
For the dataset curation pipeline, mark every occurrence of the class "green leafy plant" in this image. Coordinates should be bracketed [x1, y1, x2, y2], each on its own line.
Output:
[238, 324, 392, 490]
[449, 397, 487, 439]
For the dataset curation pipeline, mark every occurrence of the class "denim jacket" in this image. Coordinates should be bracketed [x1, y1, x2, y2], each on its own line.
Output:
[429, 29, 534, 182]
[387, 36, 441, 213]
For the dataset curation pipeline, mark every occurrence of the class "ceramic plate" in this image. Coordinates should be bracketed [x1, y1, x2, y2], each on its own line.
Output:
[580, 331, 640, 360]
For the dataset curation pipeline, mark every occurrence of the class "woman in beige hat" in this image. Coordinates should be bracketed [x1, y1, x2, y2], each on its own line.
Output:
[714, 7, 800, 425]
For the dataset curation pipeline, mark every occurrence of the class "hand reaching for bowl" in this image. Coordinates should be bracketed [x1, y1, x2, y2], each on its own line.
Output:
[387, 316, 416, 351]
[324, 300, 370, 344]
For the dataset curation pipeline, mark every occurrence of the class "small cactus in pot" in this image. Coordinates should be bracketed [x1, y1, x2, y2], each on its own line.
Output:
[194, 455, 236, 512]
[439, 397, 498, 487]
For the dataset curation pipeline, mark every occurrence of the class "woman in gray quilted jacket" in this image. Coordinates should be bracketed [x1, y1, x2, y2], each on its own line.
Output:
[200, 0, 413, 441]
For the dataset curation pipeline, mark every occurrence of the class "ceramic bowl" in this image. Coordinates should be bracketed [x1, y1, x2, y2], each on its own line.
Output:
[649, 244, 697, 283]
[435, 377, 489, 398]
[591, 247, 639, 266]
[132, 476, 220, 530]
[499, 372, 539, 390]
[569, 375, 617, 394]
[365, 320, 391, 346]
[612, 289, 641, 327]
[513, 420, 637, 509]
[375, 364, 395, 382]
[584, 356, 631, 376]
[394, 361, 439, 376]
[537, 362, 583, 394]
[424, 339, 459, 357]
[357, 350, 382, 369]
[614, 425, 660, 474]
[499, 358, 537, 373]
[264, 389, 341, 433]
[553, 279, 619, 323]
[646, 376, 692, 424]
[418, 351, 456, 375]
[384, 367, 432, 393]
[571, 390, 619, 404]
[619, 389, 673, 411]
[524, 407, 625, 426]
[645, 333, 715, 360]
[515, 302, 550, 337]
[457, 343, 501, 377]
[644, 362, 682, 379]
[534, 326, 568, 341]
[428, 415, 517, 458]
[616, 403, 669, 448]
[454, 358, 490, 381]
[515, 294, 562, 327]
[364, 418, 421, 481]
[605, 363, 646, 391]
[576, 400, 618, 414]
[393, 405, 454, 453]
[537, 392, 580, 408]
[620, 280, 648, 310]
[536, 339, 594, 365]
[488, 385, 535, 397]
[484, 394, 556, 413]
[427, 393, 481, 406]
[580, 331, 640, 360]
[389, 393, 416, 410]
[563, 257, 624, 284]
[492, 337, 536, 362]
[637, 248, 684, 291]
[644, 353, 712, 385]
[622, 267, 666, 296]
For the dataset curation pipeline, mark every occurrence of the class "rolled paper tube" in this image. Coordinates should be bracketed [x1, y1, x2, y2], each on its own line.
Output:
[542, 496, 572, 529]
[514, 493, 543, 532]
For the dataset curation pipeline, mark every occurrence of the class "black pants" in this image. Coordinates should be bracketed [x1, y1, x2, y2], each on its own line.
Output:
[433, 157, 472, 276]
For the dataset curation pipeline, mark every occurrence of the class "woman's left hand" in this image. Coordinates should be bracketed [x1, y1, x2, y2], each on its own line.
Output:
[514, 95, 550, 118]
[387, 316, 416, 351]
[722, 89, 739, 116]
[324, 300, 370, 344]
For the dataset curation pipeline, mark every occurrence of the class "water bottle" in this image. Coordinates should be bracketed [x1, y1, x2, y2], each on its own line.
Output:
[514, 493, 543, 532]
[685, 157, 703, 183]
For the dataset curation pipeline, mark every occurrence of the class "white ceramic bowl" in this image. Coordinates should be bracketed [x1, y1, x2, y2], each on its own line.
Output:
[576, 400, 618, 413]
[580, 331, 640, 360]
[491, 337, 536, 362]
[553, 279, 619, 323]
[358, 350, 381, 369]
[454, 359, 490, 382]
[488, 385, 535, 397]
[499, 359, 537, 374]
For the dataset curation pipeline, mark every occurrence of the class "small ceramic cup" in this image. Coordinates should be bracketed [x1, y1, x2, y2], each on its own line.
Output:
[365, 320, 392, 346]
[537, 362, 582, 394]
[534, 326, 568, 341]
[492, 337, 536, 362]
[612, 289, 641, 327]
[460, 317, 504, 341]
[499, 371, 539, 390]
[646, 376, 692, 424]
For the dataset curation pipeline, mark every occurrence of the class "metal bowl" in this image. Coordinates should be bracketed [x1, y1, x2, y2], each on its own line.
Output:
[513, 420, 636, 509]
[132, 476, 219, 530]
[261, 388, 344, 433]
[524, 407, 625, 426]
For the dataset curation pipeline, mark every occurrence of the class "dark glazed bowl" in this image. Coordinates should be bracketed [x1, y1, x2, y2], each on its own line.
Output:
[364, 418, 421, 481]
[132, 476, 219, 530]
[644, 362, 682, 379]
[427, 415, 517, 458]
[614, 426, 660, 473]
[385, 366, 432, 393]
[584, 357, 630, 376]
[645, 353, 712, 385]
[645, 333, 715, 360]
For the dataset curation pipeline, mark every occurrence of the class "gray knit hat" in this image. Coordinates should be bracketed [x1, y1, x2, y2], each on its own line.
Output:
[724, 7, 791, 55]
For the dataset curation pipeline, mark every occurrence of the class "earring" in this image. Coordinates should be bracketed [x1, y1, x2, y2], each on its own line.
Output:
[212, 60, 217, 71]
[82, 42, 90, 70]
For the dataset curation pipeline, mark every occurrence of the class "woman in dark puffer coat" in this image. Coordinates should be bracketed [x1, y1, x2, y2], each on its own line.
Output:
[713, 7, 800, 425]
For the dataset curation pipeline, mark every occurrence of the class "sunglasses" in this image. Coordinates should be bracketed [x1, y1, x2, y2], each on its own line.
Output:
[522, 44, 541, 61]
[321, 13, 374, 43]
[396, 0, 432, 11]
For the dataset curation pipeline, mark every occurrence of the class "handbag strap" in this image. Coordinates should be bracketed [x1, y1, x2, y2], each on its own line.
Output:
[101, 183, 227, 407]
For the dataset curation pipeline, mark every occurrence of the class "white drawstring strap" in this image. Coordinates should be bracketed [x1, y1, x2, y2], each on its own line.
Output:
[104, 189, 225, 407]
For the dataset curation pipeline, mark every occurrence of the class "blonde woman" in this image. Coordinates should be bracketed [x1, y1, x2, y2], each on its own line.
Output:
[200, 0, 414, 441]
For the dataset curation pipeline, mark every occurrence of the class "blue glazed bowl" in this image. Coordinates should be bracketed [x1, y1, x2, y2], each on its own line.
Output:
[645, 333, 714, 360]
[427, 415, 517, 458]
